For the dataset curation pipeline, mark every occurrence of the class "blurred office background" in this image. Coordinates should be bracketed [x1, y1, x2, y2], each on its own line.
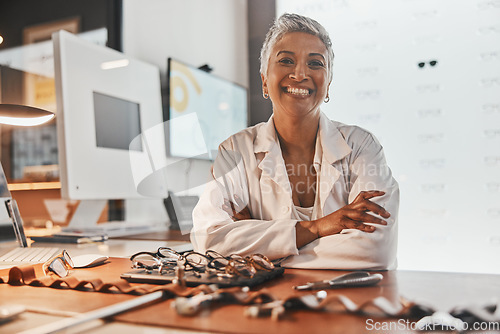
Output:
[0, 0, 499, 274]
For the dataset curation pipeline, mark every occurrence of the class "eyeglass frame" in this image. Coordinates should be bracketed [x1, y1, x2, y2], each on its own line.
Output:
[42, 249, 74, 278]
[130, 247, 185, 273]
[207, 253, 275, 278]
[131, 247, 182, 262]
[417, 60, 438, 68]
[130, 249, 212, 274]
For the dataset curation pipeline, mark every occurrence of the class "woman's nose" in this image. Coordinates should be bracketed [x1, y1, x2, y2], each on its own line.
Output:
[290, 63, 307, 81]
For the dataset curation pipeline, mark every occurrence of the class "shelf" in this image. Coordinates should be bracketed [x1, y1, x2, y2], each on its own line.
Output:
[8, 181, 61, 191]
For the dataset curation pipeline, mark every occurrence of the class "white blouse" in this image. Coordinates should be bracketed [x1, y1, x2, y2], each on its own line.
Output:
[294, 206, 314, 221]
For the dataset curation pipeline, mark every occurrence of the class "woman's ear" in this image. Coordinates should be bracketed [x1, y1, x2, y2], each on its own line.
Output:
[261, 73, 269, 99]
[324, 82, 332, 103]
[261, 73, 268, 95]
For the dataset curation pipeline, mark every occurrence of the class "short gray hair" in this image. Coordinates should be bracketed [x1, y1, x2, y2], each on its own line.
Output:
[260, 13, 334, 82]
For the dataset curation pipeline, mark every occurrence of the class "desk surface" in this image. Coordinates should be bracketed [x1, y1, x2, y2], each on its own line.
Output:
[1, 253, 500, 334]
[11, 237, 193, 259]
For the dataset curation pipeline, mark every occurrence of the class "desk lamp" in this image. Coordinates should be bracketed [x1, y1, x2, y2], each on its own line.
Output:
[0, 103, 55, 246]
[0, 104, 55, 126]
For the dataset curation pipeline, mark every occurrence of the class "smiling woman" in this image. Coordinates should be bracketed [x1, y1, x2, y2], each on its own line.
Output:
[191, 13, 399, 270]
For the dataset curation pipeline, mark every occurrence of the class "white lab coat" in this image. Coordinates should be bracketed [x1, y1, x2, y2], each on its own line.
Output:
[191, 112, 399, 270]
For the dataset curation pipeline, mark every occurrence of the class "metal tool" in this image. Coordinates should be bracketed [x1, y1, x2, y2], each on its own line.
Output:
[293, 272, 383, 290]
[18, 290, 166, 334]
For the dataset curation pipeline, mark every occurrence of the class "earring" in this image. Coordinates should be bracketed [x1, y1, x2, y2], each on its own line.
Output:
[263, 92, 269, 99]
[324, 95, 330, 103]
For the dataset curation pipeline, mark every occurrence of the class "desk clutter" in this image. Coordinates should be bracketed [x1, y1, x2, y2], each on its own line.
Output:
[1, 252, 500, 333]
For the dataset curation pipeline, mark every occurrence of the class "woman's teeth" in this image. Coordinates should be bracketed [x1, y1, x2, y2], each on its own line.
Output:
[287, 87, 310, 96]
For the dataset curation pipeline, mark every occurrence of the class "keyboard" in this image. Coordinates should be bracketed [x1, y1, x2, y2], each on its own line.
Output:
[0, 247, 60, 269]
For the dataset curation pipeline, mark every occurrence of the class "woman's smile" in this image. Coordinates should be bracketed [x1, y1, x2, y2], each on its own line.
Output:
[283, 86, 313, 97]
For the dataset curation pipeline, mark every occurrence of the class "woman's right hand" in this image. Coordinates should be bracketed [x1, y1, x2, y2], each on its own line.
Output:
[296, 190, 390, 248]
[222, 194, 252, 221]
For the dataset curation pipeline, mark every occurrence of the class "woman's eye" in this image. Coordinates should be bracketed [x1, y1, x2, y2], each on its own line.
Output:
[309, 60, 325, 67]
[278, 58, 294, 65]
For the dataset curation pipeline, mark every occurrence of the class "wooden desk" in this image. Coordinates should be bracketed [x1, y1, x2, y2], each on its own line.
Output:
[1, 257, 499, 334]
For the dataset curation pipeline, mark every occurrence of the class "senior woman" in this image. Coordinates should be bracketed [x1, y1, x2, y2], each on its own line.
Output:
[190, 13, 399, 270]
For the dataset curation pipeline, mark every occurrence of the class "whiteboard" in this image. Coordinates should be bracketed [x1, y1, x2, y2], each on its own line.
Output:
[277, 0, 500, 274]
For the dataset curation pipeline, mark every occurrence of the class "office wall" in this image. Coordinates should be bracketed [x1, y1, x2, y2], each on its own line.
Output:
[123, 0, 248, 87]
[277, 0, 500, 274]
[122, 0, 248, 198]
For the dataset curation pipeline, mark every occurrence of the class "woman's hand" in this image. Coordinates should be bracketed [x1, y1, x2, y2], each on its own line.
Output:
[222, 195, 252, 221]
[316, 190, 390, 236]
[296, 190, 390, 248]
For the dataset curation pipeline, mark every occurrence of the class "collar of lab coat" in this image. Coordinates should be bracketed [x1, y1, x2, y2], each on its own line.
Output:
[253, 112, 352, 215]
[253, 111, 352, 164]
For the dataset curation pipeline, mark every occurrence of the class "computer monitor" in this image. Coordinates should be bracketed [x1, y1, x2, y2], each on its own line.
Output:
[166, 58, 248, 160]
[53, 30, 168, 233]
[0, 163, 16, 243]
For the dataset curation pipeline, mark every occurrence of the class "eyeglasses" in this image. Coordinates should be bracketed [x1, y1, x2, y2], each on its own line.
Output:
[129, 248, 275, 278]
[482, 104, 500, 114]
[484, 155, 500, 166]
[130, 249, 213, 274]
[477, 25, 500, 35]
[183, 251, 211, 272]
[246, 253, 274, 271]
[180, 251, 261, 277]
[480, 77, 500, 88]
[355, 90, 380, 101]
[207, 252, 274, 278]
[42, 250, 74, 278]
[477, 0, 500, 10]
[417, 108, 442, 119]
[415, 84, 440, 94]
[418, 60, 438, 68]
[130, 247, 184, 273]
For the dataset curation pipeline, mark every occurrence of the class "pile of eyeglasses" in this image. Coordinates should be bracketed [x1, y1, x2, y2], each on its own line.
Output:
[129, 248, 276, 280]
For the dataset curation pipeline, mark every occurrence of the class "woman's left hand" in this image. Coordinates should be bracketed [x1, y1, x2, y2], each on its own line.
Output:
[222, 194, 252, 221]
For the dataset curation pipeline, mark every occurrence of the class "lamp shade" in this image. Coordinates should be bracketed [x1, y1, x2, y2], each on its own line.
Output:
[0, 104, 55, 126]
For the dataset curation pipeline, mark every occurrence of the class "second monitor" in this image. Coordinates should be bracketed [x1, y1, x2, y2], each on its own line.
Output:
[166, 58, 248, 161]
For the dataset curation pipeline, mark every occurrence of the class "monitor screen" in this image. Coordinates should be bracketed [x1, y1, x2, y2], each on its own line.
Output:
[53, 30, 168, 201]
[93, 92, 142, 152]
[166, 58, 248, 160]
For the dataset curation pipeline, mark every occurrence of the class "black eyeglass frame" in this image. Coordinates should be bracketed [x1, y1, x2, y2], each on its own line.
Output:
[418, 60, 438, 68]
